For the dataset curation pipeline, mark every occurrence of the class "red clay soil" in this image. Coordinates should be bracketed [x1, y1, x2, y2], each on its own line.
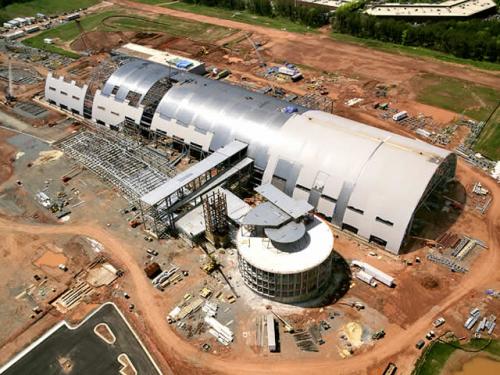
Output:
[113, 0, 500, 90]
[0, 157, 498, 375]
[0, 129, 15, 185]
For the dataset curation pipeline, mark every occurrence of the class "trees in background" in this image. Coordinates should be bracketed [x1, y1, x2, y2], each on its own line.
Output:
[181, 0, 330, 28]
[332, 2, 500, 62]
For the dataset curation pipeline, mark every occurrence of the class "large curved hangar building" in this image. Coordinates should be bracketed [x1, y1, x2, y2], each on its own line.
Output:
[45, 58, 456, 254]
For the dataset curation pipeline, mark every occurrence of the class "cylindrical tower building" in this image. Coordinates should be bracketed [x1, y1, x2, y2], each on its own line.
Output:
[236, 184, 334, 303]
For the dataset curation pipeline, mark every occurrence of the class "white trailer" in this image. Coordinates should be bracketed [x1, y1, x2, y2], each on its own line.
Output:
[356, 270, 377, 287]
[267, 314, 277, 352]
[392, 111, 408, 121]
[351, 260, 395, 287]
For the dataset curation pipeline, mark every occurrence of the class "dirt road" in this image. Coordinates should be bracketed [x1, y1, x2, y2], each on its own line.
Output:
[113, 0, 500, 89]
[0, 159, 498, 374]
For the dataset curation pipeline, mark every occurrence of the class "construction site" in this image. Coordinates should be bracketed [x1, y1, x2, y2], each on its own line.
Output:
[0, 1, 499, 375]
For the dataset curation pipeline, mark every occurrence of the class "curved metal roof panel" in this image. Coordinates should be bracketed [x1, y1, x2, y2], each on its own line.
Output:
[155, 75, 306, 168]
[267, 110, 454, 252]
[101, 59, 172, 103]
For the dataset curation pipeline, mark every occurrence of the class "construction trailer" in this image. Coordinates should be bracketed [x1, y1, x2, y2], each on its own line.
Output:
[351, 260, 395, 287]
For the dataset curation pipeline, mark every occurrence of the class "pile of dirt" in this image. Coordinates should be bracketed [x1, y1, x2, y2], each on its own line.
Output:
[420, 275, 440, 290]
[71, 31, 134, 52]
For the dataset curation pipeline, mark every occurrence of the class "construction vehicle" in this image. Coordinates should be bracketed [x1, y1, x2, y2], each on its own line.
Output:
[201, 253, 219, 274]
[214, 69, 230, 80]
[146, 248, 159, 256]
[200, 287, 212, 299]
[128, 218, 142, 228]
[272, 311, 294, 333]
[339, 301, 365, 311]
[416, 339, 425, 349]
[61, 166, 83, 183]
[372, 329, 386, 340]
[433, 317, 446, 328]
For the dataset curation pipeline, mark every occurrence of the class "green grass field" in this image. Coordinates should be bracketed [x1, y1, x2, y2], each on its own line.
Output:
[23, 8, 234, 55]
[415, 74, 500, 120]
[414, 74, 500, 159]
[0, 0, 99, 23]
[413, 339, 500, 375]
[162, 2, 314, 34]
[331, 33, 500, 72]
[475, 106, 500, 160]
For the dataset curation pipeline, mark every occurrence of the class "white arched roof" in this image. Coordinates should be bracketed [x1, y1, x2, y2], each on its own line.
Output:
[82, 60, 456, 254]
[264, 110, 455, 253]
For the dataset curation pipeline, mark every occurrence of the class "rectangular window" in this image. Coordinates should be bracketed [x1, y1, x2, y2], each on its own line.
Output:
[296, 184, 310, 192]
[155, 129, 167, 136]
[348, 206, 364, 215]
[342, 223, 358, 234]
[72, 95, 80, 100]
[369, 235, 387, 247]
[376, 216, 394, 227]
[60, 91, 67, 96]
[110, 111, 119, 116]
[96, 119, 105, 126]
[322, 194, 337, 203]
[271, 175, 286, 192]
[49, 86, 56, 91]
[71, 108, 80, 115]
[97, 106, 105, 111]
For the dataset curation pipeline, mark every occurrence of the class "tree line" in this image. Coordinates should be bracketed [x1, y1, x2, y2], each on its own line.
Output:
[0, 0, 31, 7]
[181, 0, 330, 28]
[332, 1, 500, 63]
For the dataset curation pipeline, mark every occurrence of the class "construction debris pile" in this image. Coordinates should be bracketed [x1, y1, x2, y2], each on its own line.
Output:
[470, 182, 492, 214]
[455, 119, 497, 172]
[3, 41, 74, 70]
[262, 63, 303, 82]
[0, 65, 41, 85]
[426, 233, 487, 273]
[464, 307, 496, 337]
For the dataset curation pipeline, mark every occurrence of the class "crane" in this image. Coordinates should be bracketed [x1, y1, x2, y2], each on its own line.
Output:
[5, 57, 15, 103]
[75, 19, 91, 55]
[246, 33, 266, 67]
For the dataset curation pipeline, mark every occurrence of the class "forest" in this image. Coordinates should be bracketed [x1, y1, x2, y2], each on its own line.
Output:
[332, 1, 500, 62]
[180, 0, 330, 27]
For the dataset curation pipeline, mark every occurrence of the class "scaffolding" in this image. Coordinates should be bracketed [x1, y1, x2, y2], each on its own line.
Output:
[203, 191, 229, 236]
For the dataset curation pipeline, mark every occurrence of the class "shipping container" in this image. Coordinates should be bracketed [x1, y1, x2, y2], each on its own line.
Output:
[267, 314, 277, 352]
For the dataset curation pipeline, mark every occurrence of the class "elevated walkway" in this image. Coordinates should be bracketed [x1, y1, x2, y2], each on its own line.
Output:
[139, 141, 252, 237]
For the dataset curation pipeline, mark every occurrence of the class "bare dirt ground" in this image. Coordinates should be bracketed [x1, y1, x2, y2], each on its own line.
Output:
[114, 0, 500, 90]
[0, 120, 498, 375]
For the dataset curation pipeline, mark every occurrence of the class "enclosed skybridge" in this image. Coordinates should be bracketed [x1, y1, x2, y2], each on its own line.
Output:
[139, 140, 253, 238]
